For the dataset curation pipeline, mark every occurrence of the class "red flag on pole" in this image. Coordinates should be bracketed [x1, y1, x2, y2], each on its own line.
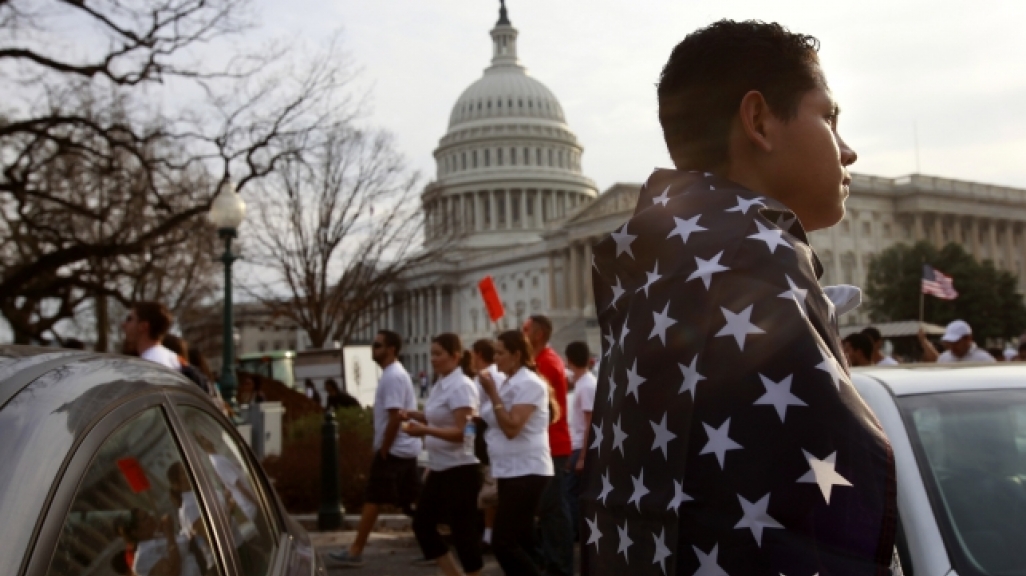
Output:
[478, 276, 505, 322]
[116, 457, 151, 493]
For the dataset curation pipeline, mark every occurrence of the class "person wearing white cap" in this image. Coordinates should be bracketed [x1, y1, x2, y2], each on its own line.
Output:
[937, 320, 996, 363]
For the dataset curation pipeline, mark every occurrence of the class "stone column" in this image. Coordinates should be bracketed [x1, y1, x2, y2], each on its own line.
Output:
[450, 288, 460, 334]
[548, 253, 557, 310]
[386, 292, 394, 333]
[505, 189, 513, 230]
[434, 286, 442, 336]
[989, 219, 999, 263]
[489, 190, 498, 231]
[583, 240, 594, 312]
[954, 217, 964, 246]
[520, 190, 529, 230]
[1005, 221, 1015, 272]
[932, 215, 943, 248]
[913, 214, 925, 242]
[971, 218, 981, 259]
[568, 243, 580, 311]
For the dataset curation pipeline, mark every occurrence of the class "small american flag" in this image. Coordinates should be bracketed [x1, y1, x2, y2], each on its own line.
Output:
[921, 264, 958, 300]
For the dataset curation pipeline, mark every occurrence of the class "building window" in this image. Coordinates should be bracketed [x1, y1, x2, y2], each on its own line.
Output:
[548, 149, 553, 166]
[258, 341, 267, 352]
[883, 223, 892, 238]
[510, 147, 516, 166]
[536, 148, 542, 165]
[473, 150, 478, 168]
[484, 149, 490, 167]
[558, 150, 564, 168]
[477, 102, 482, 111]
[508, 99, 512, 107]
[842, 220, 851, 234]
[497, 194, 506, 224]
[483, 196, 491, 225]
[526, 194, 534, 216]
[532, 276, 539, 288]
[524, 147, 530, 165]
[518, 99, 523, 108]
[528, 99, 533, 108]
[862, 222, 871, 237]
[497, 98, 502, 108]
[518, 279, 524, 289]
[461, 152, 466, 170]
[497, 148, 503, 166]
[512, 192, 520, 223]
[487, 99, 492, 109]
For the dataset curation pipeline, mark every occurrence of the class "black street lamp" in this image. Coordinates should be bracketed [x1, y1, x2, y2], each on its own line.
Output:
[208, 180, 246, 408]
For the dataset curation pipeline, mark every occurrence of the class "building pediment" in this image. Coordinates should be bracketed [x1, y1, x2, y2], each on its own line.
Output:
[562, 182, 642, 227]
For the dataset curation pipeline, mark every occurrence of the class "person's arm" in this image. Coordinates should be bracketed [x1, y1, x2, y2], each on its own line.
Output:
[379, 408, 403, 459]
[574, 410, 592, 473]
[405, 407, 474, 442]
[399, 409, 427, 424]
[918, 328, 940, 362]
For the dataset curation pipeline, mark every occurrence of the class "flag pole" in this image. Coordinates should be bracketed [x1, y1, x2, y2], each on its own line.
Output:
[918, 258, 926, 326]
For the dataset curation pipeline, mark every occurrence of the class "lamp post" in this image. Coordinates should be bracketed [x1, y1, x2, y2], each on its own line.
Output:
[208, 179, 246, 408]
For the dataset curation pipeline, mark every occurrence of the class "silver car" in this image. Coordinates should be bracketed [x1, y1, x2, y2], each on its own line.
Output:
[0, 346, 324, 576]
[853, 364, 1026, 576]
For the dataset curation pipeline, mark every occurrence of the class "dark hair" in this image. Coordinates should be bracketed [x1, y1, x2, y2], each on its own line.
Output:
[133, 301, 174, 340]
[377, 330, 403, 354]
[843, 333, 873, 360]
[496, 330, 561, 424]
[162, 334, 187, 357]
[861, 327, 883, 344]
[324, 378, 340, 394]
[565, 341, 590, 369]
[472, 339, 495, 363]
[460, 351, 475, 378]
[657, 20, 822, 170]
[431, 332, 463, 358]
[188, 348, 213, 381]
[528, 314, 553, 343]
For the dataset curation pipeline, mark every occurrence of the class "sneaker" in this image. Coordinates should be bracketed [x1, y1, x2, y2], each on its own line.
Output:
[326, 550, 365, 568]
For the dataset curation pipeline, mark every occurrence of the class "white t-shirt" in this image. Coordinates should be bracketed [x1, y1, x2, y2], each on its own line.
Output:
[209, 453, 258, 522]
[481, 367, 554, 479]
[133, 535, 201, 576]
[476, 364, 507, 414]
[423, 369, 479, 471]
[876, 356, 899, 366]
[140, 344, 181, 369]
[374, 362, 422, 458]
[938, 345, 997, 363]
[570, 372, 597, 451]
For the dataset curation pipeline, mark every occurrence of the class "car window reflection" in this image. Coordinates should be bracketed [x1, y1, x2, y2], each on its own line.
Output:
[47, 408, 220, 576]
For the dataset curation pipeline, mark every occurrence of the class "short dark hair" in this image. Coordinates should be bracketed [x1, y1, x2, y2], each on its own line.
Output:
[528, 314, 553, 343]
[657, 20, 822, 170]
[861, 327, 883, 344]
[472, 339, 495, 363]
[843, 333, 873, 360]
[377, 330, 403, 354]
[565, 341, 590, 369]
[133, 302, 173, 341]
[431, 333, 463, 358]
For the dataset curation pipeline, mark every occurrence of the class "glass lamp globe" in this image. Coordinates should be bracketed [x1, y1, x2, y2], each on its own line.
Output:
[208, 180, 246, 231]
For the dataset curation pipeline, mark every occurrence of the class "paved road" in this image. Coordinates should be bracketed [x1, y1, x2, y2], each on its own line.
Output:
[311, 531, 581, 576]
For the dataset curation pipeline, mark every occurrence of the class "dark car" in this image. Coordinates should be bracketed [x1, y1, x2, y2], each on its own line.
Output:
[0, 346, 325, 576]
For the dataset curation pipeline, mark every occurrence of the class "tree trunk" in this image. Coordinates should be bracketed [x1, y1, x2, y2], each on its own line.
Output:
[95, 293, 109, 352]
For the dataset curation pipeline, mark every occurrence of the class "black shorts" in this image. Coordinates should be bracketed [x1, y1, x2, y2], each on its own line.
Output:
[365, 453, 420, 512]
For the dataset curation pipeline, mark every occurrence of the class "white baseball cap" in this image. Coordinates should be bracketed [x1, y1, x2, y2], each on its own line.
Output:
[941, 320, 972, 343]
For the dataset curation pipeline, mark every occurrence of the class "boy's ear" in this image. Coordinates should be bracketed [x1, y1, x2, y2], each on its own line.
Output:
[736, 90, 774, 153]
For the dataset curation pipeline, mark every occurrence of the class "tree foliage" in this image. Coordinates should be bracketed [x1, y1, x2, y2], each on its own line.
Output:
[864, 241, 1026, 342]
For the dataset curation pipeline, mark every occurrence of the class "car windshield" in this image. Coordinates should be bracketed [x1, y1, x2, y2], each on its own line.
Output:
[900, 389, 1026, 576]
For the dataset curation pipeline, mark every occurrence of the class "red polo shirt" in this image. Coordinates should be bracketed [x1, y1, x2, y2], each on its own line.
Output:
[536, 345, 571, 457]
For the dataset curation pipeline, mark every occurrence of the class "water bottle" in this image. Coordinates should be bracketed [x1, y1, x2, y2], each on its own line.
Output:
[463, 418, 476, 456]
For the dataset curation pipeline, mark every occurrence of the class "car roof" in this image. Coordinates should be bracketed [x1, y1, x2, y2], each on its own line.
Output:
[852, 363, 1026, 396]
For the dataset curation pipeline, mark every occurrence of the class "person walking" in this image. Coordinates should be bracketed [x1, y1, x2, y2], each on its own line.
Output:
[521, 315, 573, 576]
[400, 333, 482, 576]
[327, 330, 422, 569]
[121, 302, 180, 369]
[936, 320, 996, 363]
[471, 338, 507, 550]
[563, 341, 596, 543]
[478, 331, 554, 576]
[862, 327, 899, 365]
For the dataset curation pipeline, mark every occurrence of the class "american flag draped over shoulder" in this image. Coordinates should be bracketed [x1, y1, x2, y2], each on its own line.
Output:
[581, 170, 897, 576]
[921, 264, 958, 300]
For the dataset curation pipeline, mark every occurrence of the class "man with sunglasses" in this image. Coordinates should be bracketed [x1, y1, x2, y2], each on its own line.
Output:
[328, 330, 421, 569]
[121, 302, 180, 369]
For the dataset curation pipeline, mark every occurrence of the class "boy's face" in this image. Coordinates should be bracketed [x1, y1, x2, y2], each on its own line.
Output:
[761, 71, 857, 232]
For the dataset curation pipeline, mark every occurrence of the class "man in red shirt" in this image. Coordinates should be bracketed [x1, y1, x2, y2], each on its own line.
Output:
[523, 315, 573, 576]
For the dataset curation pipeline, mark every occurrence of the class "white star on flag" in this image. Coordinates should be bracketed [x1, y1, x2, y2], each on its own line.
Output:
[628, 469, 650, 511]
[650, 412, 677, 459]
[734, 493, 784, 547]
[776, 212, 797, 231]
[815, 347, 845, 389]
[609, 276, 626, 309]
[652, 185, 671, 207]
[611, 222, 638, 259]
[603, 330, 614, 359]
[586, 514, 603, 551]
[598, 470, 614, 505]
[612, 415, 629, 456]
[619, 313, 631, 352]
[667, 214, 706, 245]
[617, 521, 633, 563]
[625, 359, 647, 402]
[687, 251, 730, 290]
[714, 304, 765, 351]
[638, 260, 662, 297]
[822, 292, 837, 323]
[778, 274, 809, 318]
[692, 544, 729, 576]
[747, 220, 794, 254]
[700, 418, 743, 469]
[798, 450, 853, 504]
[667, 479, 692, 514]
[590, 419, 605, 455]
[725, 195, 765, 214]
[678, 354, 707, 399]
[754, 373, 807, 422]
[607, 373, 618, 404]
[649, 301, 678, 346]
[652, 528, 672, 575]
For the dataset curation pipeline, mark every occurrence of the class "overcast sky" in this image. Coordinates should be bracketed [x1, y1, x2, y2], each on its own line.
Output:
[251, 0, 1026, 193]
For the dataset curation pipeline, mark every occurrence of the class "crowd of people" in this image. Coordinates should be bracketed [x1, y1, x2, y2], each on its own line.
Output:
[326, 315, 594, 576]
[841, 320, 1026, 367]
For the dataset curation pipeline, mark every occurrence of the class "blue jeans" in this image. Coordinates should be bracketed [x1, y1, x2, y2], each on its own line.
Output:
[536, 455, 573, 576]
[564, 449, 583, 543]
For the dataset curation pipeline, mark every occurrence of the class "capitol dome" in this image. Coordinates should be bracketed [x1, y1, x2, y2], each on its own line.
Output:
[423, 1, 598, 249]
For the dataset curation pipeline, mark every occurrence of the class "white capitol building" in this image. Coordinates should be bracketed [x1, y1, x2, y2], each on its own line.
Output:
[342, 4, 1026, 377]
